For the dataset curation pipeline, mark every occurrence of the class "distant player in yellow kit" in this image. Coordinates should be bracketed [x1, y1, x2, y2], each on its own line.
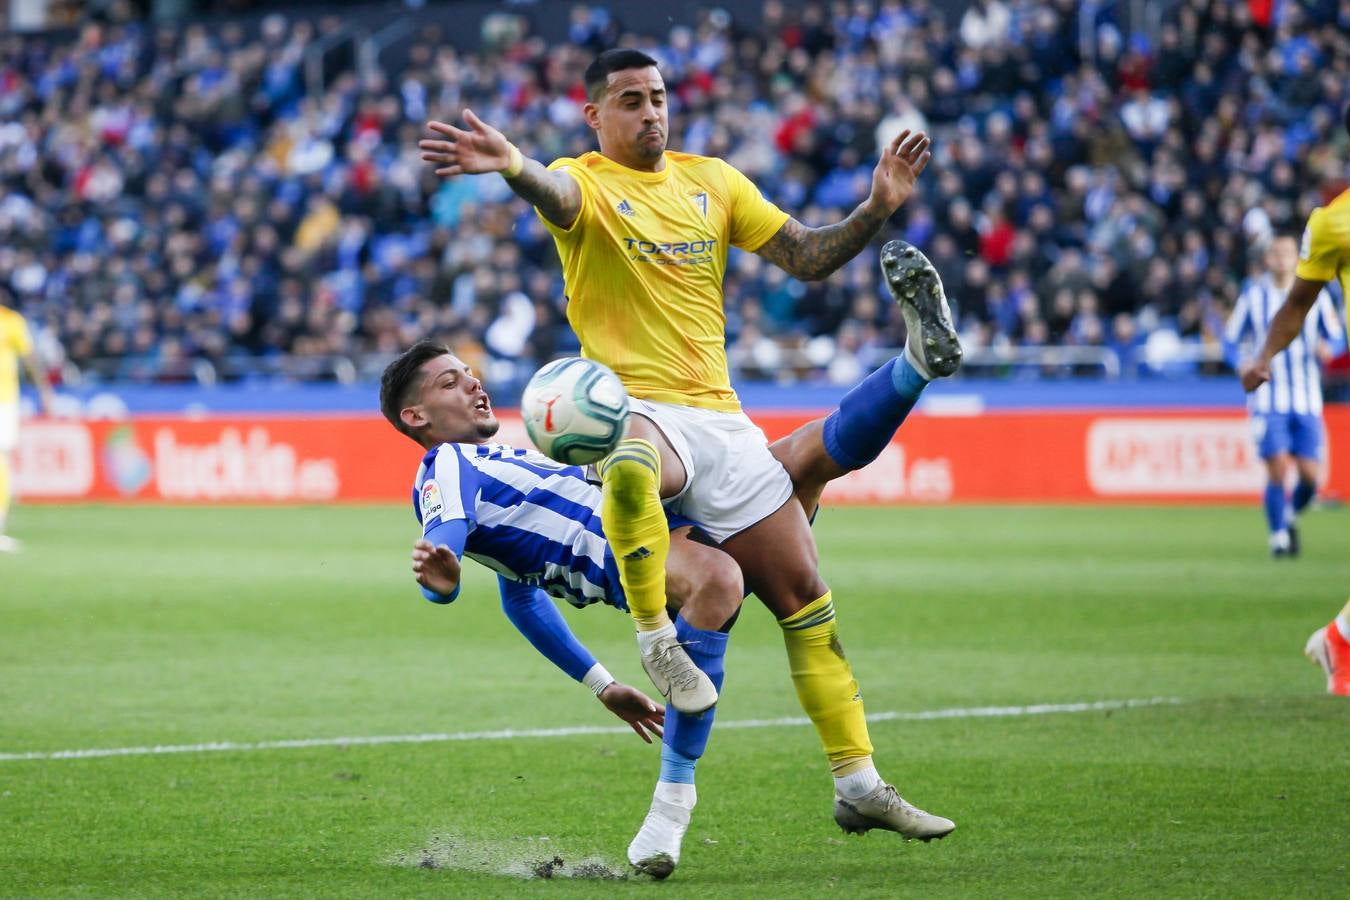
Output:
[1241, 105, 1350, 696]
[421, 48, 958, 868]
[0, 291, 54, 552]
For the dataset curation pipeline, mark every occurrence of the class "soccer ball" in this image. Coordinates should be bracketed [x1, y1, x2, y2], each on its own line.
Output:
[521, 357, 630, 465]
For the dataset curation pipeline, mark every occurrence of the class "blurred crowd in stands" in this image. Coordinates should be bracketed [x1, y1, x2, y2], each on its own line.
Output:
[1, 0, 1348, 386]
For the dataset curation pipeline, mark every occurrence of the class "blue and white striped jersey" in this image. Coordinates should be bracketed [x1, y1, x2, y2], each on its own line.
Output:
[412, 442, 621, 609]
[1224, 275, 1343, 415]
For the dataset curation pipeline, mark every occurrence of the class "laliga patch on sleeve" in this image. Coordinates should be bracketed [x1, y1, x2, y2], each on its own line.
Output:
[421, 479, 444, 523]
[1300, 224, 1313, 261]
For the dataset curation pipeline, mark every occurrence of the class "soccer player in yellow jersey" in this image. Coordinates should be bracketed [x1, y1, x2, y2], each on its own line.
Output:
[1241, 106, 1350, 697]
[0, 292, 53, 553]
[421, 48, 960, 843]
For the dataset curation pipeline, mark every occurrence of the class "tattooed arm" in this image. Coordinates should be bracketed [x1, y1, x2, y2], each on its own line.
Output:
[420, 109, 581, 229]
[755, 207, 892, 282]
[755, 129, 932, 282]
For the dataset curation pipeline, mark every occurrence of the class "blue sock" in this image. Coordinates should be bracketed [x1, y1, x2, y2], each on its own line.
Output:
[822, 355, 927, 471]
[1262, 482, 1287, 534]
[1292, 479, 1316, 515]
[659, 617, 729, 783]
[659, 744, 697, 785]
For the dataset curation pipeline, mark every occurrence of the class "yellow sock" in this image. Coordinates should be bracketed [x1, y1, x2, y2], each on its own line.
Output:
[598, 439, 670, 632]
[779, 592, 874, 766]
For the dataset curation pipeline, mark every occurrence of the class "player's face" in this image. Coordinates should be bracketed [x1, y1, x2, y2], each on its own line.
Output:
[1266, 236, 1298, 278]
[407, 354, 499, 445]
[586, 67, 668, 168]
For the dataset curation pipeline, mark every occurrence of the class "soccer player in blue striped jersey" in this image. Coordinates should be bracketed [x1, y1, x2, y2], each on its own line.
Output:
[1224, 234, 1344, 557]
[381, 293, 954, 875]
[381, 342, 743, 747]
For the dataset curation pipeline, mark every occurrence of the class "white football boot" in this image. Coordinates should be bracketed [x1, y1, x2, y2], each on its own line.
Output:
[627, 794, 692, 880]
[640, 632, 717, 714]
[880, 239, 963, 378]
[834, 783, 956, 841]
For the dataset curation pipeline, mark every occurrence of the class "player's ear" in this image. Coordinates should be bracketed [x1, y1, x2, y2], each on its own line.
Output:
[582, 101, 601, 131]
[400, 404, 427, 431]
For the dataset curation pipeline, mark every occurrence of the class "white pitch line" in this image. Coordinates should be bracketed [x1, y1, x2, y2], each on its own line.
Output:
[0, 697, 1180, 763]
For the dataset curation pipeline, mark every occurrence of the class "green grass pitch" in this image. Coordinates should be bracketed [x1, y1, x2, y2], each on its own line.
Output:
[3, 503, 1347, 898]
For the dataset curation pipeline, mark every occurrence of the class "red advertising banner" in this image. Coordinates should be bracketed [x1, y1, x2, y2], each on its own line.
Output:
[13, 407, 1349, 504]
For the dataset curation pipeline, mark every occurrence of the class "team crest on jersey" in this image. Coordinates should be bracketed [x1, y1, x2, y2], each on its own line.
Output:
[421, 479, 444, 521]
[690, 191, 708, 217]
[616, 199, 636, 217]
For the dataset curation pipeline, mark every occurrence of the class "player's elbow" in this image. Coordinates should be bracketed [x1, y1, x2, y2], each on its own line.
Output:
[791, 260, 832, 283]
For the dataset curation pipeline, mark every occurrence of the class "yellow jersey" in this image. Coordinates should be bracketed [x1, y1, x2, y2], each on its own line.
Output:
[539, 151, 790, 411]
[1296, 186, 1350, 319]
[0, 307, 34, 405]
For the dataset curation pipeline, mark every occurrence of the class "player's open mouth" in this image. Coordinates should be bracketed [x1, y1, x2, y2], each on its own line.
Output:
[473, 398, 490, 412]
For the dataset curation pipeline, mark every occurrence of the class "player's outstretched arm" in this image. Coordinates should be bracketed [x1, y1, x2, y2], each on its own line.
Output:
[754, 129, 931, 282]
[1242, 277, 1325, 391]
[419, 109, 581, 229]
[497, 578, 662, 741]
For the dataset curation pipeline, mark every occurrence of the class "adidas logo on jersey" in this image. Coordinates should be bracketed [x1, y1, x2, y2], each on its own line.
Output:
[617, 199, 636, 217]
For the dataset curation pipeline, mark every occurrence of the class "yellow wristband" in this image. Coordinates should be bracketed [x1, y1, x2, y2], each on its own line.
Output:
[503, 144, 524, 179]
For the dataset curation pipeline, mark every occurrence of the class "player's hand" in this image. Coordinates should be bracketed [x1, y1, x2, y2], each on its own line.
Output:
[1240, 359, 1271, 392]
[419, 109, 513, 177]
[411, 539, 461, 595]
[597, 682, 665, 743]
[867, 129, 931, 215]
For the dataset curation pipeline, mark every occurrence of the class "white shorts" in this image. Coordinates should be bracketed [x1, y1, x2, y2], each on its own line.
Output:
[0, 402, 17, 452]
[630, 398, 793, 544]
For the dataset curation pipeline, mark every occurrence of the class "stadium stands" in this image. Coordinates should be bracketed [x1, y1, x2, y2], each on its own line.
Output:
[1, 0, 1347, 389]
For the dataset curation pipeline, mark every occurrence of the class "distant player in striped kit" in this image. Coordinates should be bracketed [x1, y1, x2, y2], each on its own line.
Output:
[1224, 234, 1343, 558]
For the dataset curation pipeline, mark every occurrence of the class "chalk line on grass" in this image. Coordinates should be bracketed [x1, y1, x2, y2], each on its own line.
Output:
[0, 697, 1180, 762]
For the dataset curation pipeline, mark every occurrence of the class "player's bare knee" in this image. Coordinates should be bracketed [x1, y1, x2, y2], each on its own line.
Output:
[700, 555, 744, 622]
[769, 565, 829, 616]
[682, 556, 743, 628]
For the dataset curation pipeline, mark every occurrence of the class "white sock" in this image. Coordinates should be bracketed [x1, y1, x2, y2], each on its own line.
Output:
[636, 622, 677, 654]
[903, 339, 934, 381]
[834, 765, 883, 800]
[1335, 610, 1350, 643]
[654, 780, 696, 810]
